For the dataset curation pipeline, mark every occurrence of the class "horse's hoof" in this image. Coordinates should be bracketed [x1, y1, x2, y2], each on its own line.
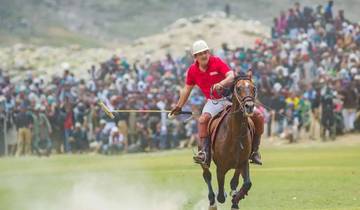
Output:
[231, 203, 239, 209]
[209, 193, 216, 206]
[208, 203, 217, 210]
[217, 192, 227, 203]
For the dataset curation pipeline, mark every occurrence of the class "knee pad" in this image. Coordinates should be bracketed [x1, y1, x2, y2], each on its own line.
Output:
[251, 110, 264, 135]
[198, 113, 212, 138]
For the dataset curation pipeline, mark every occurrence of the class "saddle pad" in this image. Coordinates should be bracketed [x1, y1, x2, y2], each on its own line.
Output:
[208, 105, 232, 150]
[208, 106, 256, 152]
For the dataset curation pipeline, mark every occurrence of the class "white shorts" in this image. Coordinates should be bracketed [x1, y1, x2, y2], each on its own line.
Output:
[202, 98, 232, 117]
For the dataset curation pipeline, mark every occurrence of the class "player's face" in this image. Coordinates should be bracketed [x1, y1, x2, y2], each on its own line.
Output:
[195, 50, 210, 66]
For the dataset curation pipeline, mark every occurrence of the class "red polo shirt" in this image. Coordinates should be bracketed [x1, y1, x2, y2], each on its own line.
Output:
[186, 55, 230, 99]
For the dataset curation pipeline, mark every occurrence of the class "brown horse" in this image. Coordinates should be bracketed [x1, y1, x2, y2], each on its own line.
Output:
[202, 73, 257, 210]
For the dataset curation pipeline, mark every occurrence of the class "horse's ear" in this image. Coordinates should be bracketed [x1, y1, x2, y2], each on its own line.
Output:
[247, 70, 252, 80]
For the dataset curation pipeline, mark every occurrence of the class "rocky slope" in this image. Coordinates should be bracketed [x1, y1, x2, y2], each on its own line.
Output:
[1, 0, 358, 47]
[0, 13, 269, 81]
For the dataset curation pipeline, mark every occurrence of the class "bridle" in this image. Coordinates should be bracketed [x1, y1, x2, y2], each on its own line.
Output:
[231, 76, 257, 115]
[209, 75, 257, 114]
[230, 76, 258, 144]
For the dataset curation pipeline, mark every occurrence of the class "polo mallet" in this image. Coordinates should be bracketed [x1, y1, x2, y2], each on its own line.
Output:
[98, 101, 194, 121]
[98, 101, 115, 119]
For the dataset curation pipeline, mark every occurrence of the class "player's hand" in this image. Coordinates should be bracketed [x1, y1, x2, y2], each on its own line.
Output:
[213, 83, 224, 92]
[170, 106, 182, 116]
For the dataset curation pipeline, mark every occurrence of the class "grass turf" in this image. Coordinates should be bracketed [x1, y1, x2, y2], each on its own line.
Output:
[0, 141, 359, 210]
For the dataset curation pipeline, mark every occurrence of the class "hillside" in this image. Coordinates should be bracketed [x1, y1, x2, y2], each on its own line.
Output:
[0, 13, 268, 81]
[0, 0, 358, 47]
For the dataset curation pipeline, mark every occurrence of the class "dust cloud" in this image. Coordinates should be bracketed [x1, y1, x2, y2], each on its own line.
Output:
[29, 174, 188, 210]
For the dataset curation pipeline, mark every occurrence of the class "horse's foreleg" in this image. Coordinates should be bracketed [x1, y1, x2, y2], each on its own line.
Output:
[230, 169, 241, 193]
[232, 162, 252, 206]
[230, 169, 241, 209]
[202, 167, 216, 208]
[216, 167, 227, 204]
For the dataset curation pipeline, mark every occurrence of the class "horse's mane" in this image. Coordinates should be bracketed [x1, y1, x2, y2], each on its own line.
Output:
[231, 73, 253, 90]
[218, 72, 255, 100]
[234, 75, 251, 83]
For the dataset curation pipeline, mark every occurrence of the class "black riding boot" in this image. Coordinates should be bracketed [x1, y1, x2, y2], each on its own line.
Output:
[250, 135, 262, 165]
[193, 137, 211, 168]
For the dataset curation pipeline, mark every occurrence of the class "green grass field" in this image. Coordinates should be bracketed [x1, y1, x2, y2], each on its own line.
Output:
[0, 139, 359, 210]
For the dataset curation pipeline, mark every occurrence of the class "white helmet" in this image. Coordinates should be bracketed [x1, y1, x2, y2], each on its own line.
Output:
[192, 40, 209, 55]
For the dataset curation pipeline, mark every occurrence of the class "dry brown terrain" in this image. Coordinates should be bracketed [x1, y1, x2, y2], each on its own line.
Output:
[0, 14, 268, 81]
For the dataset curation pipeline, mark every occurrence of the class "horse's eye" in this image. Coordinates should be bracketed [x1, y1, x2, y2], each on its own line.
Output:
[237, 87, 241, 92]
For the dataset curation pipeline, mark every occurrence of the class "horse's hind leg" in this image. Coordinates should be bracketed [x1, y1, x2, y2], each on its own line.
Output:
[232, 162, 252, 209]
[230, 169, 241, 209]
[216, 167, 227, 203]
[202, 167, 216, 209]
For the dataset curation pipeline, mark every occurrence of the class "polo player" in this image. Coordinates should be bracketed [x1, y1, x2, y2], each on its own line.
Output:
[170, 40, 264, 168]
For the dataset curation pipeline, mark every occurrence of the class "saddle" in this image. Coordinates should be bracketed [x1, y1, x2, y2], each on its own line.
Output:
[208, 106, 256, 152]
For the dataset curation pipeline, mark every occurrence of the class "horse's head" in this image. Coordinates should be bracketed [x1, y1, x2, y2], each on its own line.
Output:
[233, 71, 257, 117]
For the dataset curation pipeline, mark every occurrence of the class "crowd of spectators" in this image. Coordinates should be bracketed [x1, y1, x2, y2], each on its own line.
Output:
[217, 0, 360, 142]
[0, 1, 359, 156]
